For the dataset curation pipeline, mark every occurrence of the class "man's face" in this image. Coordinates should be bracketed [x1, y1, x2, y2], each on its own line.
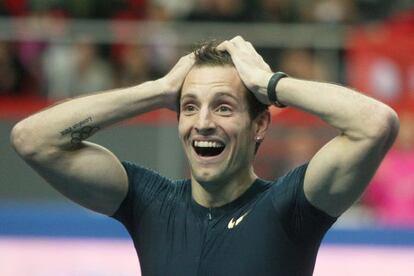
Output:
[178, 65, 262, 186]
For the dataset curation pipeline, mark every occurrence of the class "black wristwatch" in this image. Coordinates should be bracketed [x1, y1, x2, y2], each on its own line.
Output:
[267, 72, 288, 108]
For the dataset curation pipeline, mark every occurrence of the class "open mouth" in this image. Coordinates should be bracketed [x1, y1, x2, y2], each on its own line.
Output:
[192, 140, 225, 157]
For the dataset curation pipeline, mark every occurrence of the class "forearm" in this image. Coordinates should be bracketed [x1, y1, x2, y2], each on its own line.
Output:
[215, 36, 397, 140]
[275, 77, 398, 140]
[12, 79, 168, 154]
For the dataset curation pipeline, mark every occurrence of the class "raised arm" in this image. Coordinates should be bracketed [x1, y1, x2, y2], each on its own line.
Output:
[218, 36, 399, 217]
[10, 53, 195, 216]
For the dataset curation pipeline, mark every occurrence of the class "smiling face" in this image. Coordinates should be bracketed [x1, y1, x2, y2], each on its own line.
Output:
[178, 65, 269, 188]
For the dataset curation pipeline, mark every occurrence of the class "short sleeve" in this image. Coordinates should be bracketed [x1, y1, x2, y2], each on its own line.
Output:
[271, 164, 337, 243]
[111, 161, 172, 232]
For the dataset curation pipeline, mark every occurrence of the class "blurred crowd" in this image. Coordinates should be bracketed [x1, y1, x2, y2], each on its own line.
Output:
[0, 0, 408, 22]
[0, 0, 411, 98]
[0, 0, 413, 229]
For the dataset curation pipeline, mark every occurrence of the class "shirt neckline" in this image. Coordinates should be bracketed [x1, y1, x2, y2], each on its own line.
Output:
[188, 178, 267, 219]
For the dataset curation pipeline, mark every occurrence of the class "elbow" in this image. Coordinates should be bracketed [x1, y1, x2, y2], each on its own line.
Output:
[378, 106, 399, 139]
[368, 105, 399, 146]
[10, 120, 53, 161]
[10, 120, 37, 159]
[347, 104, 399, 143]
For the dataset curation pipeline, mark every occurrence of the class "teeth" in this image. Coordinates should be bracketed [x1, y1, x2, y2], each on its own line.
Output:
[194, 140, 224, 148]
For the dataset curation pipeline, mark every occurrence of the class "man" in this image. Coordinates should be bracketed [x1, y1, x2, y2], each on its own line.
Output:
[11, 36, 399, 275]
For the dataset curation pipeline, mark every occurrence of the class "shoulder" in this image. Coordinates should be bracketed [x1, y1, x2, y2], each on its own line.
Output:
[122, 161, 168, 182]
[272, 163, 309, 193]
[270, 163, 336, 241]
[269, 163, 334, 219]
[122, 161, 189, 199]
[111, 161, 190, 221]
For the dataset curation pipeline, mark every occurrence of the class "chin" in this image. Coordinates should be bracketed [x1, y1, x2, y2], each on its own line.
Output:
[192, 168, 226, 187]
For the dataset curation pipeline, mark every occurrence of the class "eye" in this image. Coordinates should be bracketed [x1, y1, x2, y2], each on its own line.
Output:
[182, 104, 198, 114]
[216, 105, 233, 115]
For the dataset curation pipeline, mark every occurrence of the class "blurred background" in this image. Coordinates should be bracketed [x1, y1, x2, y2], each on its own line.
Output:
[0, 0, 413, 275]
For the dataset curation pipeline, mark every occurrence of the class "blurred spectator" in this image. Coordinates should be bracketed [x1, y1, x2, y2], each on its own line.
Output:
[146, 0, 172, 21]
[186, 0, 248, 22]
[71, 38, 114, 95]
[113, 44, 151, 87]
[145, 36, 180, 79]
[43, 39, 114, 98]
[254, 125, 332, 180]
[0, 0, 27, 16]
[363, 111, 414, 227]
[144, 1, 182, 78]
[283, 127, 322, 169]
[257, 0, 298, 22]
[16, 11, 56, 97]
[41, 41, 73, 98]
[0, 0, 409, 22]
[356, 0, 394, 21]
[153, 0, 195, 20]
[0, 42, 31, 95]
[111, 0, 147, 21]
[40, 10, 73, 98]
[279, 49, 332, 81]
[29, 0, 64, 12]
[66, 0, 119, 19]
[66, 0, 97, 18]
[17, 39, 45, 95]
[297, 0, 359, 23]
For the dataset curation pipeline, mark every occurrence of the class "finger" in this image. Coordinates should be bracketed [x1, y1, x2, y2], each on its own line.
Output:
[230, 35, 245, 44]
[229, 36, 246, 50]
[245, 41, 262, 59]
[216, 40, 237, 54]
[182, 52, 195, 62]
[230, 37, 258, 57]
[245, 41, 256, 53]
[242, 41, 270, 69]
[175, 52, 195, 70]
[185, 52, 195, 65]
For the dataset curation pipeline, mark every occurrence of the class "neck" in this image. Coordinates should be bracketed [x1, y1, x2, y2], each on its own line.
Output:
[191, 167, 257, 208]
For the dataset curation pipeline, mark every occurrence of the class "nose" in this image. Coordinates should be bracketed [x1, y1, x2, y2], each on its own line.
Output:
[195, 108, 216, 135]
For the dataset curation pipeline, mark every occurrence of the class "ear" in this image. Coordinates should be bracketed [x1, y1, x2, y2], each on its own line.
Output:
[253, 109, 271, 141]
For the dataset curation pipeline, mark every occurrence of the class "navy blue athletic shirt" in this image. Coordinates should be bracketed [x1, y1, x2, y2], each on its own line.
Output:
[112, 162, 336, 276]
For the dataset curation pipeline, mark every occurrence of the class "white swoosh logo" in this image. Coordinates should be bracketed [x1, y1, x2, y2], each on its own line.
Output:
[227, 210, 250, 229]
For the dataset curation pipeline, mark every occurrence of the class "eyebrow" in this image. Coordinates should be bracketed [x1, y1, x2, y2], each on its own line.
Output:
[213, 92, 239, 102]
[181, 94, 197, 101]
[181, 91, 239, 102]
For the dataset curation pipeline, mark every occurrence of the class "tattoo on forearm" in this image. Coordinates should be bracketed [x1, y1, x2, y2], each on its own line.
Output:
[60, 117, 93, 136]
[70, 125, 100, 146]
[59, 117, 100, 146]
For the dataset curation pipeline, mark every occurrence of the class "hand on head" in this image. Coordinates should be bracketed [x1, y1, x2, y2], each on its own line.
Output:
[161, 36, 273, 111]
[161, 53, 196, 111]
[217, 36, 273, 105]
